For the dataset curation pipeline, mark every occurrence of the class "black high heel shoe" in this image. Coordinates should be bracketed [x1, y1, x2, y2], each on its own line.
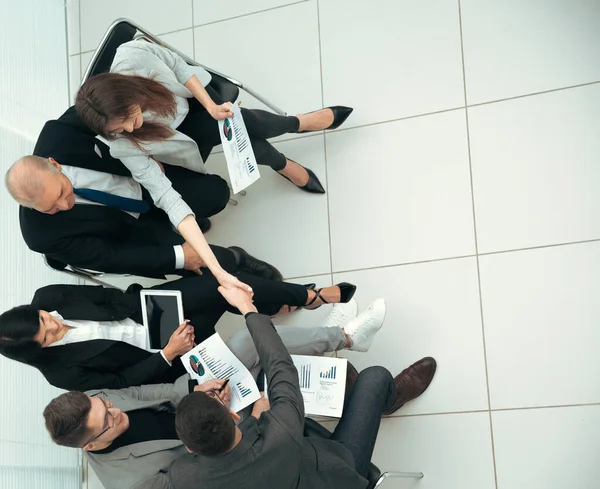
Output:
[304, 282, 357, 310]
[278, 162, 325, 194]
[298, 106, 354, 133]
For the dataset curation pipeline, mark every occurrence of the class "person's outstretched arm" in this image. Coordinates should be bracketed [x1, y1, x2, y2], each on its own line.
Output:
[218, 287, 305, 437]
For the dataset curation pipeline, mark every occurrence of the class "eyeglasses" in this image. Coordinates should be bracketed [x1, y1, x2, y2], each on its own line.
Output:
[81, 393, 115, 447]
[206, 389, 227, 409]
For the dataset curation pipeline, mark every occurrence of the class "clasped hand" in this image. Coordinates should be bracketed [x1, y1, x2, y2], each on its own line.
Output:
[209, 102, 234, 120]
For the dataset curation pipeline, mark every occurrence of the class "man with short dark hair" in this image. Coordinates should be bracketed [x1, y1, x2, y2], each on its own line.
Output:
[170, 286, 437, 489]
[43, 374, 231, 489]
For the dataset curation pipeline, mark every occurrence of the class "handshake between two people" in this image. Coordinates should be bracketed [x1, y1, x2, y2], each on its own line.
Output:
[180, 242, 253, 296]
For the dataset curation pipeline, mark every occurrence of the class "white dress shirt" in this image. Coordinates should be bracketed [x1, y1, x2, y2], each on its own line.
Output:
[61, 164, 185, 269]
[47, 311, 172, 365]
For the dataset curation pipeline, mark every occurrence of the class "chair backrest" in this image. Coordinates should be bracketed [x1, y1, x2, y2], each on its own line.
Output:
[85, 21, 137, 80]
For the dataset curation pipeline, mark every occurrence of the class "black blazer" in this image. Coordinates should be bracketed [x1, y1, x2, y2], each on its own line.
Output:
[170, 313, 367, 489]
[25, 284, 183, 392]
[20, 106, 182, 278]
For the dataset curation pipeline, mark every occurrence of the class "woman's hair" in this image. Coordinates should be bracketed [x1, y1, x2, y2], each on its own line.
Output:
[0, 305, 43, 364]
[75, 72, 177, 147]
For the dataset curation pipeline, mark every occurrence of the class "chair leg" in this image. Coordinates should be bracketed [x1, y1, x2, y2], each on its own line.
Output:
[228, 198, 238, 206]
[239, 190, 247, 196]
[374, 471, 424, 487]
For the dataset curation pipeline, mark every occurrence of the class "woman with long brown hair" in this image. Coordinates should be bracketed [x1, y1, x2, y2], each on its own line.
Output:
[75, 39, 352, 293]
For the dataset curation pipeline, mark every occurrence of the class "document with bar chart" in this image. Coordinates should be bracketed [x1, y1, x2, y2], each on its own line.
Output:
[218, 103, 260, 194]
[291, 355, 348, 417]
[181, 333, 260, 413]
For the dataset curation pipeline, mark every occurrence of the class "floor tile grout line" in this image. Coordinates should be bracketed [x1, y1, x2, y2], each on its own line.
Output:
[314, 0, 334, 279]
[191, 0, 196, 60]
[479, 238, 600, 257]
[283, 236, 600, 280]
[78, 0, 83, 80]
[189, 0, 309, 29]
[376, 401, 600, 420]
[457, 1, 498, 487]
[467, 79, 600, 108]
[63, 1, 72, 104]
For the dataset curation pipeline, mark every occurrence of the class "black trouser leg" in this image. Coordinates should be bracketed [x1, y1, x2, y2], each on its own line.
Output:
[163, 164, 230, 218]
[177, 95, 299, 171]
[330, 366, 396, 478]
[151, 272, 308, 341]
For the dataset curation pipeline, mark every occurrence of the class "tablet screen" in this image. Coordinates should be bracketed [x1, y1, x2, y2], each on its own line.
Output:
[141, 292, 183, 349]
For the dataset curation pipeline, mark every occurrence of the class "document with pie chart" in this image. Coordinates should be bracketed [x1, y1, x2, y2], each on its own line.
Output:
[218, 103, 260, 194]
[181, 333, 261, 413]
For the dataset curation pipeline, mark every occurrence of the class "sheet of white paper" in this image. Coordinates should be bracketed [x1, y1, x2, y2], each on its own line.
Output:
[181, 333, 260, 413]
[264, 356, 347, 418]
[218, 103, 260, 194]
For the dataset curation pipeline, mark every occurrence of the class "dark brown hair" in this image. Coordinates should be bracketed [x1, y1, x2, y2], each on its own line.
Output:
[43, 391, 93, 448]
[175, 392, 236, 456]
[75, 72, 177, 147]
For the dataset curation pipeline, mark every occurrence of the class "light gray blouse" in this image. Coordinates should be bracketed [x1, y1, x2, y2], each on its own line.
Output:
[105, 40, 213, 227]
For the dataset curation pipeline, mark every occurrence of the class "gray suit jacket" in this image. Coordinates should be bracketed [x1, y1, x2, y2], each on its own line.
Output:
[85, 374, 191, 489]
[169, 313, 369, 489]
[107, 39, 213, 228]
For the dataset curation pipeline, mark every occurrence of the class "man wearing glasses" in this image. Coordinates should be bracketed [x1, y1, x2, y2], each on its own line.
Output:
[42, 374, 233, 489]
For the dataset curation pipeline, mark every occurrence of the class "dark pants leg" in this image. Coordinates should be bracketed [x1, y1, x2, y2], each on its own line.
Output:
[330, 366, 396, 478]
[177, 92, 299, 171]
[150, 272, 308, 343]
[163, 164, 230, 218]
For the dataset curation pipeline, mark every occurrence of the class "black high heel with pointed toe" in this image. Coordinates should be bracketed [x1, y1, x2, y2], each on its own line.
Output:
[298, 106, 354, 133]
[278, 162, 326, 194]
[304, 282, 357, 310]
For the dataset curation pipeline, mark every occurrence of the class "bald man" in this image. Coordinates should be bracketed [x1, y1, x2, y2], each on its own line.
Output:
[5, 107, 271, 279]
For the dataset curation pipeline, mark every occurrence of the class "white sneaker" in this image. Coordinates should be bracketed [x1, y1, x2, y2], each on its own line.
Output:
[319, 300, 358, 329]
[344, 298, 386, 352]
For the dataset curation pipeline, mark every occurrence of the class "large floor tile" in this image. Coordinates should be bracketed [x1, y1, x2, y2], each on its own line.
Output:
[492, 405, 600, 489]
[194, 2, 322, 118]
[158, 28, 195, 59]
[66, 0, 80, 54]
[480, 242, 600, 409]
[204, 135, 331, 279]
[322, 413, 495, 489]
[327, 109, 475, 272]
[334, 258, 489, 415]
[319, 0, 464, 128]
[461, 0, 600, 104]
[80, 0, 193, 52]
[193, 0, 304, 26]
[469, 84, 600, 253]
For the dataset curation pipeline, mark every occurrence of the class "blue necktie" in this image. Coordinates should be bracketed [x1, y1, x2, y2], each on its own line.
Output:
[73, 188, 151, 214]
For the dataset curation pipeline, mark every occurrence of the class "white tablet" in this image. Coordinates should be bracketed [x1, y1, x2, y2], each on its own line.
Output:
[140, 290, 184, 349]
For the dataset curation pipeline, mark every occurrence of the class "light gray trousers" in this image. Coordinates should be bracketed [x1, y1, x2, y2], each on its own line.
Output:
[226, 325, 347, 378]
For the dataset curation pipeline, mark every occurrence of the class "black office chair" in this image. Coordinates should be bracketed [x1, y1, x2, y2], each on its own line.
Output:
[80, 18, 285, 203]
[303, 418, 423, 488]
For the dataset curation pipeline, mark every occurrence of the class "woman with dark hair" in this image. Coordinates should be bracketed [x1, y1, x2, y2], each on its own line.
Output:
[0, 276, 357, 392]
[74, 40, 352, 294]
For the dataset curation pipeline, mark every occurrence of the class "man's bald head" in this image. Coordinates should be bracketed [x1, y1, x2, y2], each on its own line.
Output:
[5, 156, 75, 214]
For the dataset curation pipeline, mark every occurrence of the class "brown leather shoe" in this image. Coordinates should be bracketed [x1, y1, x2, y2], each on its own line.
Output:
[383, 357, 437, 415]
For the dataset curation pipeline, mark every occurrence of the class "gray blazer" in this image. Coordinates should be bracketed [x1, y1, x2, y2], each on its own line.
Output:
[85, 374, 191, 489]
[106, 40, 214, 227]
[169, 314, 369, 489]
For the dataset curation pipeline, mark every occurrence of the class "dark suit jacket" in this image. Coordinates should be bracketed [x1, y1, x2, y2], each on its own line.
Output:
[23, 284, 183, 392]
[21, 106, 183, 278]
[169, 313, 368, 489]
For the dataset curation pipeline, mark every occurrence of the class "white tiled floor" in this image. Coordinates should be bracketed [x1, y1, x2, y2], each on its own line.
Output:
[66, 1, 600, 488]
